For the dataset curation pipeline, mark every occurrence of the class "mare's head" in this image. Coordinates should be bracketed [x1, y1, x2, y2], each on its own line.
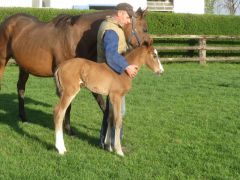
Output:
[142, 41, 164, 75]
[123, 8, 152, 48]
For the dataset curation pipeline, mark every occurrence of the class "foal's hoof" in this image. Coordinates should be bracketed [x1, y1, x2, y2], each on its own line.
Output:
[56, 146, 67, 155]
[116, 150, 124, 157]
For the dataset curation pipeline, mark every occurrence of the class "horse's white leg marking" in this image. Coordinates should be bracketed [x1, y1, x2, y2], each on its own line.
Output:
[104, 123, 113, 152]
[55, 130, 66, 155]
[105, 103, 114, 152]
[55, 91, 79, 155]
[115, 127, 124, 156]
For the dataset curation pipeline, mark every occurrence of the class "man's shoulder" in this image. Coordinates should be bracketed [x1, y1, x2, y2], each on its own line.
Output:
[102, 16, 122, 29]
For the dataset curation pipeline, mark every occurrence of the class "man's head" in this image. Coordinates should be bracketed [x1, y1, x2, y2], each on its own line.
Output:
[115, 3, 135, 26]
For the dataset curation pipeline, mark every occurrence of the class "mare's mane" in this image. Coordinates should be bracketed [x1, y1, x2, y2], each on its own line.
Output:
[52, 14, 82, 27]
[52, 10, 115, 28]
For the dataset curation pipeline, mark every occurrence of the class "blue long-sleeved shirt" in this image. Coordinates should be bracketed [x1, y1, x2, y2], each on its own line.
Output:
[103, 30, 129, 74]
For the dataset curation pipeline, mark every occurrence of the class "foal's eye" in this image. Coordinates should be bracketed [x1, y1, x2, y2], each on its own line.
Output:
[143, 28, 148, 33]
[152, 53, 157, 58]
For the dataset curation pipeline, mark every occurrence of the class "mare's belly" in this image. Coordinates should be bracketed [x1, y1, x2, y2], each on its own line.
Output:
[15, 55, 54, 77]
[12, 36, 55, 77]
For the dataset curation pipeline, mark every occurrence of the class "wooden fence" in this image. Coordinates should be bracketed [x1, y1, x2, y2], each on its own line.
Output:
[7, 34, 240, 65]
[151, 35, 240, 63]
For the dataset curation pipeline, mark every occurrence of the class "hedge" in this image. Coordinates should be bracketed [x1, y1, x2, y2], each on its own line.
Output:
[146, 12, 240, 35]
[0, 7, 240, 35]
[0, 7, 93, 22]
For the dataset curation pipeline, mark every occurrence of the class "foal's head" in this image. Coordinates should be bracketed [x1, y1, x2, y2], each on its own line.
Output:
[143, 43, 164, 75]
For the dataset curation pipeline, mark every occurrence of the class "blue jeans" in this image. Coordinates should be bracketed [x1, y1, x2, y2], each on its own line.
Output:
[99, 96, 125, 148]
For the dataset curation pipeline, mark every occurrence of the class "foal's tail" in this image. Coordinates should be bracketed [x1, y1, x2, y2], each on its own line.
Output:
[54, 68, 62, 97]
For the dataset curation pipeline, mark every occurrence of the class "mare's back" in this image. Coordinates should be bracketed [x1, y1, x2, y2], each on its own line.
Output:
[4, 14, 42, 38]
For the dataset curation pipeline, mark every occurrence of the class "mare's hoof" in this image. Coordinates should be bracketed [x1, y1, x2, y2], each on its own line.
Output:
[105, 145, 113, 152]
[64, 128, 75, 136]
[19, 114, 28, 123]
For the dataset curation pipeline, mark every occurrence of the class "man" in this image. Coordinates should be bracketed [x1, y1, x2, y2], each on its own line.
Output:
[97, 3, 139, 149]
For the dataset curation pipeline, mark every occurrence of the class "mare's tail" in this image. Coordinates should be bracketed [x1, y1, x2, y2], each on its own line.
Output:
[0, 14, 33, 90]
[0, 17, 12, 91]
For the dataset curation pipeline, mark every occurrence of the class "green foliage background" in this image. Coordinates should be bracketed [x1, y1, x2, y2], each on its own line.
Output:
[1, 7, 240, 35]
[146, 12, 240, 35]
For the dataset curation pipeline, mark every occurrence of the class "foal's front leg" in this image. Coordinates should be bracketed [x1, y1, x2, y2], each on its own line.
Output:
[111, 95, 124, 156]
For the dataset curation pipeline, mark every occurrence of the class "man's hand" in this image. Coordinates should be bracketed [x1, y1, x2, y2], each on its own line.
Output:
[125, 65, 139, 78]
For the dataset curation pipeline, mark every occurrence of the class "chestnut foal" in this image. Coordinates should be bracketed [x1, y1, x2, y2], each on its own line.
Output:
[54, 44, 164, 156]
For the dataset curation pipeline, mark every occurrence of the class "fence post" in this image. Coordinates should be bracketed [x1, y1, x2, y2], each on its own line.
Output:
[199, 37, 206, 64]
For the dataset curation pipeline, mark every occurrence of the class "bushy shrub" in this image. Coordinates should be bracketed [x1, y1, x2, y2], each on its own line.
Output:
[146, 12, 240, 35]
[1, 8, 239, 35]
[0, 7, 94, 22]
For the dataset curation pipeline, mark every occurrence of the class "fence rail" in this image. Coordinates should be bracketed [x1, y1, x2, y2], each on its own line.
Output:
[151, 34, 240, 63]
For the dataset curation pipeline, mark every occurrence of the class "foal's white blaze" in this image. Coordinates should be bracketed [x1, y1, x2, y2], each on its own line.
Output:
[55, 130, 66, 154]
[154, 48, 164, 73]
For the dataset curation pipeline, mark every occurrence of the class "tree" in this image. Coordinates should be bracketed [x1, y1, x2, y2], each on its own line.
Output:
[223, 0, 240, 14]
[216, 0, 240, 15]
[205, 0, 217, 14]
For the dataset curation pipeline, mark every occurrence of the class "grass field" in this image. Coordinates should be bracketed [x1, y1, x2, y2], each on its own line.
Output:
[0, 63, 240, 179]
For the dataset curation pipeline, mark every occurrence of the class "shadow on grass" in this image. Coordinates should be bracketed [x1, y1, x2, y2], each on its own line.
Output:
[0, 93, 99, 150]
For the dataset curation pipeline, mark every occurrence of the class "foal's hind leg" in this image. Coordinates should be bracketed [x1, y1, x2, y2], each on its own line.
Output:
[54, 89, 79, 154]
[17, 68, 29, 122]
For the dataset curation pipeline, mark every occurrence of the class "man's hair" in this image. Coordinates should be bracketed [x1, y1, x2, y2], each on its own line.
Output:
[115, 3, 136, 17]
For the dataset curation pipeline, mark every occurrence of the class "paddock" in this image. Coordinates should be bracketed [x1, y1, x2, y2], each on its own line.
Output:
[0, 63, 239, 178]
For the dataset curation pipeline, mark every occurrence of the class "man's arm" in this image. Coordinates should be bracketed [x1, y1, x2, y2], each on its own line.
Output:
[103, 30, 138, 77]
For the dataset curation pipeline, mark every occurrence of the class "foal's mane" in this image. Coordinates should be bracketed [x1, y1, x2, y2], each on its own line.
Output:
[123, 41, 151, 58]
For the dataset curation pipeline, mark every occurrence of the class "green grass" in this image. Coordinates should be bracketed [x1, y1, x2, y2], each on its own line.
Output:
[0, 63, 240, 179]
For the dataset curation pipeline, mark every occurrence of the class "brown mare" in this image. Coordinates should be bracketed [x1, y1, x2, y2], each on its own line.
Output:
[0, 9, 151, 133]
[54, 44, 164, 156]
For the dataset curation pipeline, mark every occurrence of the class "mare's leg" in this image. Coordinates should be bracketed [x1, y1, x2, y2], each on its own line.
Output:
[63, 104, 73, 135]
[92, 93, 106, 113]
[17, 68, 29, 122]
[110, 94, 124, 156]
[104, 99, 114, 152]
[54, 90, 79, 154]
[99, 97, 109, 148]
